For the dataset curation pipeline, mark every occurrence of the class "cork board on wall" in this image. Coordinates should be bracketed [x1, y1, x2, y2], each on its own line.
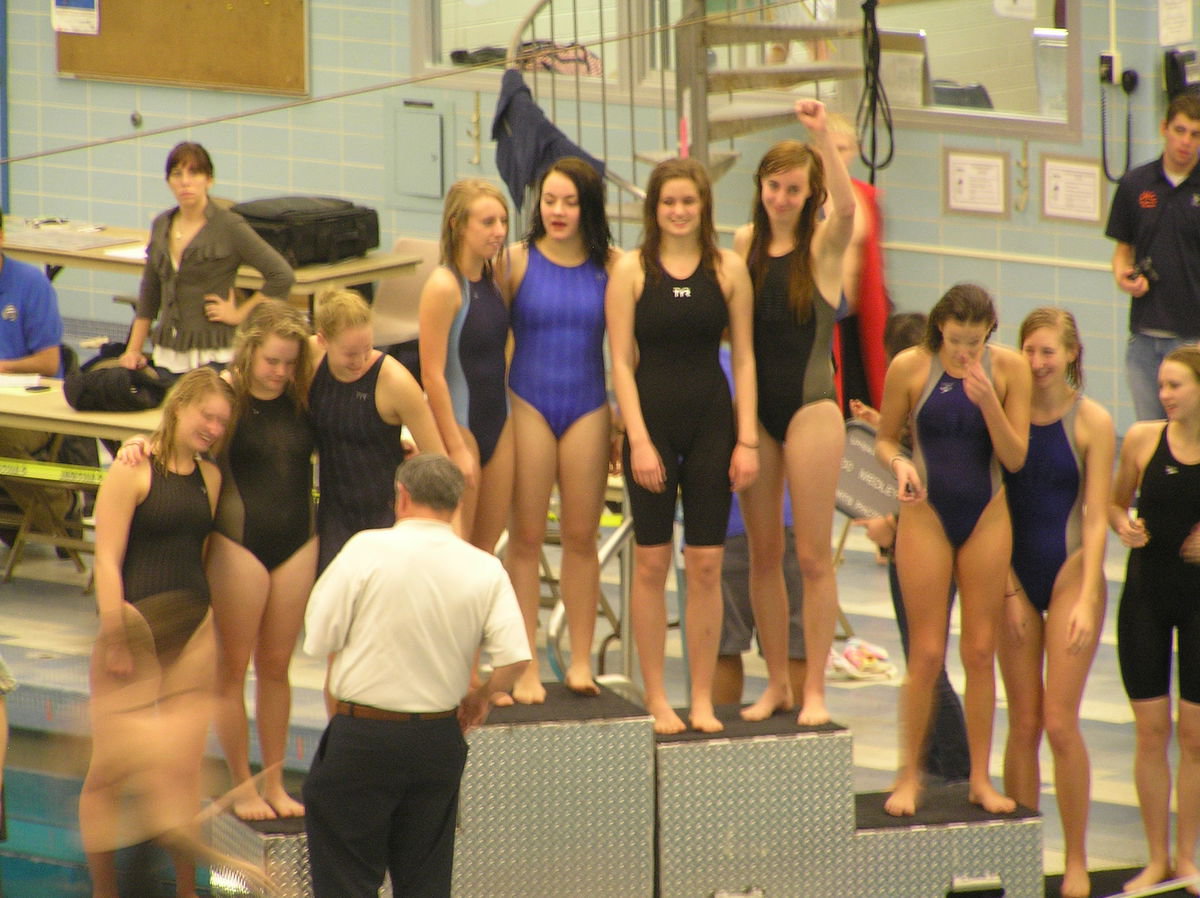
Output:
[56, 0, 308, 96]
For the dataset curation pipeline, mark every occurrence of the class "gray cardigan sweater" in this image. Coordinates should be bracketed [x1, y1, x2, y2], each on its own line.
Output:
[137, 201, 295, 352]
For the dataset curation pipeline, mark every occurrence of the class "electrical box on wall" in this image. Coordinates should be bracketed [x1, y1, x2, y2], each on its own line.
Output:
[386, 98, 453, 211]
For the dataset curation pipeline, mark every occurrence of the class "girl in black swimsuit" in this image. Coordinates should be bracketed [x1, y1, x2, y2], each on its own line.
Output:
[607, 157, 758, 735]
[207, 302, 317, 821]
[116, 304, 323, 821]
[308, 289, 445, 572]
[731, 100, 856, 727]
[1110, 345, 1200, 894]
[80, 369, 265, 897]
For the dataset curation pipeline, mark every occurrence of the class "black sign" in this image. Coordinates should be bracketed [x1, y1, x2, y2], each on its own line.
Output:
[835, 419, 902, 520]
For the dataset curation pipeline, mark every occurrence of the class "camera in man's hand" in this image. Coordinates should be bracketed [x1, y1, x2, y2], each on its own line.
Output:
[1130, 256, 1160, 283]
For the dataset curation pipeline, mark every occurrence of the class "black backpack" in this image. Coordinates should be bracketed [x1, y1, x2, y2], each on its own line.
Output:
[64, 345, 171, 412]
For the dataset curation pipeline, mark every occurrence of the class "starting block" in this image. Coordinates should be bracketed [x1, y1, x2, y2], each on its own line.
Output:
[211, 692, 1043, 897]
[210, 684, 655, 897]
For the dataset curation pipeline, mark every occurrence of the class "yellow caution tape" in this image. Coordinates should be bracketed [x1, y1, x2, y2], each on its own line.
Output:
[0, 457, 105, 486]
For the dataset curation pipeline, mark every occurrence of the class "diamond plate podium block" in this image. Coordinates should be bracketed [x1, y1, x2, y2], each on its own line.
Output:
[212, 684, 654, 898]
[656, 710, 854, 898]
[451, 683, 655, 897]
[851, 786, 1043, 898]
[209, 813, 321, 898]
[209, 814, 391, 898]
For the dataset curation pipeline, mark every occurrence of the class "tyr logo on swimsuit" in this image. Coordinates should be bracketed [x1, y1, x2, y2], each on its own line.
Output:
[672, 286, 691, 299]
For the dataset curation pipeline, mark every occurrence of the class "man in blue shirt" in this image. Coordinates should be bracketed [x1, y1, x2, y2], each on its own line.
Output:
[0, 211, 69, 536]
[1106, 94, 1200, 420]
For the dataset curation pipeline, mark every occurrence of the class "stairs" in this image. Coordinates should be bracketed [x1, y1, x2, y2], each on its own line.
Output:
[506, 0, 864, 221]
[674, 3, 863, 171]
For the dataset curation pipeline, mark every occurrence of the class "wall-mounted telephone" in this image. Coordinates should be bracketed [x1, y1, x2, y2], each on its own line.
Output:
[1100, 52, 1138, 183]
[1165, 48, 1200, 99]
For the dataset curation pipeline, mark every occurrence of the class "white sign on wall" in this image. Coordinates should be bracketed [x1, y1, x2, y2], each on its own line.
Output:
[945, 150, 1008, 217]
[52, 0, 98, 35]
[1042, 156, 1103, 223]
[1159, 0, 1193, 48]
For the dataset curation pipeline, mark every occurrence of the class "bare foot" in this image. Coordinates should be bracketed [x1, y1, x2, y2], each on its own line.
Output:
[739, 682, 793, 722]
[264, 789, 305, 819]
[564, 663, 600, 696]
[490, 692, 515, 707]
[646, 698, 687, 735]
[689, 707, 724, 734]
[884, 777, 921, 817]
[1058, 862, 1090, 898]
[1175, 858, 1200, 896]
[511, 670, 547, 705]
[1123, 861, 1172, 894]
[230, 782, 277, 822]
[968, 780, 1016, 815]
[797, 696, 830, 727]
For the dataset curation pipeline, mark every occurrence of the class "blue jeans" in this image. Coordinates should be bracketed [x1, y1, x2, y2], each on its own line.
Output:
[1126, 332, 1185, 422]
[888, 558, 970, 783]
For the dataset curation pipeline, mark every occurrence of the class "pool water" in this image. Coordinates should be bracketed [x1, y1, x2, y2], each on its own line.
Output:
[0, 768, 211, 897]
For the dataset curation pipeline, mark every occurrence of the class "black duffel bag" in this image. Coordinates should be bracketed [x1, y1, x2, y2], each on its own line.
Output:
[232, 196, 380, 267]
[64, 345, 172, 412]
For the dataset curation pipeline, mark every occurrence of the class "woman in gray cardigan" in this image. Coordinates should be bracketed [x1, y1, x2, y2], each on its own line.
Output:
[120, 142, 294, 374]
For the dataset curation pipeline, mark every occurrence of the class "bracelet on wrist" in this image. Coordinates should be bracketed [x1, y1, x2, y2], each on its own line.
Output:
[737, 439, 759, 449]
[889, 454, 906, 474]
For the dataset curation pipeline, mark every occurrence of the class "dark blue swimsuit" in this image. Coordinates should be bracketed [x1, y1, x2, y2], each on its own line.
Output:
[310, 353, 405, 573]
[445, 274, 509, 466]
[1004, 400, 1083, 612]
[509, 244, 608, 439]
[911, 351, 1000, 549]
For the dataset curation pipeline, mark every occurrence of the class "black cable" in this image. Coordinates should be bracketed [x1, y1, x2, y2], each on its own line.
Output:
[1100, 82, 1133, 184]
[855, 0, 894, 184]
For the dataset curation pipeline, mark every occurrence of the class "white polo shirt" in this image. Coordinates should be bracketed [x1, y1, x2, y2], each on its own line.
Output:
[304, 517, 530, 713]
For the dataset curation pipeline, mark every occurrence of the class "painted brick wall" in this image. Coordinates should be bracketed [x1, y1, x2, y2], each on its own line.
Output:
[4, 0, 1189, 429]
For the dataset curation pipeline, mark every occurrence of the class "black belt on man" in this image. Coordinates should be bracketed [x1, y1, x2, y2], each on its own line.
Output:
[334, 700, 457, 722]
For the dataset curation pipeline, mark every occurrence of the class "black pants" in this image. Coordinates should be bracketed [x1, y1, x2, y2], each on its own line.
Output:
[888, 559, 970, 782]
[303, 714, 468, 898]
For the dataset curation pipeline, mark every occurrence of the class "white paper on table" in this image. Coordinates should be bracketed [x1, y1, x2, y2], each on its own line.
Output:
[103, 245, 148, 261]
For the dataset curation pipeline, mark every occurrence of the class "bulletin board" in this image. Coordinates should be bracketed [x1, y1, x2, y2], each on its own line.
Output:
[56, 0, 308, 96]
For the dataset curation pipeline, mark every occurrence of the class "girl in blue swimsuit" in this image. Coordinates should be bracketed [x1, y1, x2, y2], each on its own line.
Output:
[875, 283, 1030, 818]
[608, 158, 758, 735]
[731, 100, 855, 727]
[998, 308, 1113, 898]
[421, 179, 514, 551]
[502, 158, 619, 702]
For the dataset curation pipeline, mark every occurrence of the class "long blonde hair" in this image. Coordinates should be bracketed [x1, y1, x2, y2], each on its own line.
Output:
[1165, 345, 1200, 386]
[230, 300, 313, 417]
[150, 368, 235, 473]
[314, 288, 372, 341]
[439, 178, 509, 280]
[1019, 307, 1084, 390]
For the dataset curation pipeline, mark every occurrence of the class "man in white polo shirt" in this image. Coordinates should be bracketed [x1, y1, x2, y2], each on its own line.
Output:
[302, 453, 530, 898]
